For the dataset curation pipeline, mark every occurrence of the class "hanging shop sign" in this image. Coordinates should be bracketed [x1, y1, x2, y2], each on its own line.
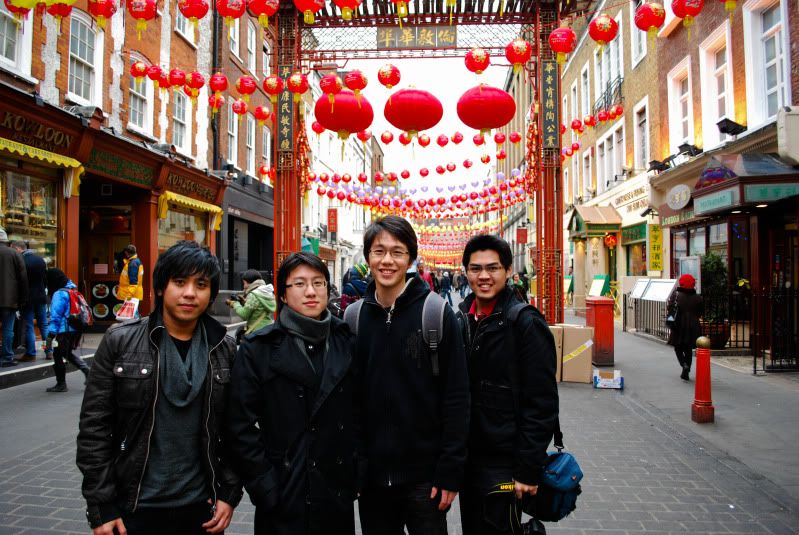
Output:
[621, 222, 647, 244]
[744, 183, 799, 203]
[516, 227, 528, 244]
[165, 172, 216, 202]
[85, 147, 154, 187]
[327, 207, 338, 233]
[319, 245, 336, 262]
[666, 184, 691, 210]
[648, 224, 662, 272]
[277, 64, 294, 152]
[376, 26, 457, 49]
[0, 111, 75, 153]
[693, 187, 738, 215]
[540, 61, 559, 149]
[613, 185, 649, 214]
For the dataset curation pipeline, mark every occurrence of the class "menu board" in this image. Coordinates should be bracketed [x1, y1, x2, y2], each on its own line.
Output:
[630, 279, 650, 299]
[89, 281, 124, 322]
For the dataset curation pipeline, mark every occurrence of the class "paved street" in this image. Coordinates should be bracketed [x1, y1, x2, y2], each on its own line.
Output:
[0, 302, 797, 534]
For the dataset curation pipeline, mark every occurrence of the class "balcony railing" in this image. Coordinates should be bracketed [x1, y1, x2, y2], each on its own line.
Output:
[592, 76, 623, 116]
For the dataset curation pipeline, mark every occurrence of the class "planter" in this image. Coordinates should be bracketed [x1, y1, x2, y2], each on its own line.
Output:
[701, 320, 730, 349]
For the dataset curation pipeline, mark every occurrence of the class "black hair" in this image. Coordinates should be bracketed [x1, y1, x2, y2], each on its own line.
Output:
[241, 269, 262, 284]
[363, 215, 418, 262]
[462, 234, 513, 269]
[46, 268, 70, 297]
[10, 240, 26, 250]
[124, 244, 137, 255]
[276, 252, 330, 304]
[152, 241, 221, 310]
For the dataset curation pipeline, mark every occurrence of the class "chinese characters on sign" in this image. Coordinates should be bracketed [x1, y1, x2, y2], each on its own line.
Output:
[327, 208, 338, 233]
[277, 64, 294, 153]
[376, 26, 457, 49]
[648, 224, 662, 272]
[516, 227, 528, 244]
[540, 61, 559, 149]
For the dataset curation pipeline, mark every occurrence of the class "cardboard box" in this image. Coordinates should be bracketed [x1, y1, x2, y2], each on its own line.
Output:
[557, 324, 594, 383]
[593, 369, 624, 389]
[548, 325, 563, 382]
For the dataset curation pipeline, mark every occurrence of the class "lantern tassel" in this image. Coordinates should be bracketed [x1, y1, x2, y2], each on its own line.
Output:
[328, 93, 335, 113]
[258, 13, 269, 29]
[191, 17, 199, 33]
[136, 19, 146, 40]
[648, 27, 657, 50]
[499, 0, 504, 16]
[355, 88, 361, 107]
[96, 15, 106, 29]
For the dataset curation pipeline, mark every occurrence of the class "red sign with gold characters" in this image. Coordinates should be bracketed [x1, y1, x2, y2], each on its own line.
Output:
[328, 208, 338, 233]
[516, 227, 528, 244]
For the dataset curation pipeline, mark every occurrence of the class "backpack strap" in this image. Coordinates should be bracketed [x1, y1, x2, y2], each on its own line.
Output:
[421, 292, 447, 377]
[343, 298, 365, 336]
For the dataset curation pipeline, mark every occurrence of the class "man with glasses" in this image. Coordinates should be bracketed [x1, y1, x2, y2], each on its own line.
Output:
[352, 215, 469, 535]
[455, 235, 558, 535]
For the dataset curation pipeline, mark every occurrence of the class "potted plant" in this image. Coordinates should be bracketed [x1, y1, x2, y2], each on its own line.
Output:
[700, 252, 730, 349]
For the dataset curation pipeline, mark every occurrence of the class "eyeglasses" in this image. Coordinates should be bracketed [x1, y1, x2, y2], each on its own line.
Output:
[286, 280, 327, 291]
[467, 263, 504, 275]
[369, 249, 410, 260]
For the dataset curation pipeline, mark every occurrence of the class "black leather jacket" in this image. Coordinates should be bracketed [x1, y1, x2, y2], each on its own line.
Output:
[76, 312, 243, 528]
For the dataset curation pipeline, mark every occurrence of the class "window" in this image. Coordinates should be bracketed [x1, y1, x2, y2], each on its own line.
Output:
[667, 57, 693, 154]
[173, 91, 191, 154]
[262, 42, 271, 77]
[571, 154, 579, 205]
[262, 127, 272, 168]
[743, 0, 789, 126]
[582, 152, 592, 200]
[594, 16, 624, 99]
[247, 21, 257, 73]
[580, 65, 590, 117]
[227, 102, 238, 165]
[562, 95, 568, 126]
[68, 14, 104, 106]
[128, 58, 151, 133]
[597, 123, 625, 193]
[570, 82, 578, 125]
[630, 0, 647, 65]
[246, 113, 256, 175]
[634, 101, 649, 170]
[760, 4, 785, 118]
[0, 2, 33, 77]
[175, 9, 194, 42]
[229, 18, 240, 56]
[699, 23, 732, 149]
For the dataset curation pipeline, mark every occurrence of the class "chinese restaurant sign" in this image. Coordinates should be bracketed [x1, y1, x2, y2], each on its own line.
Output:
[541, 61, 559, 149]
[648, 224, 663, 272]
[277, 64, 294, 153]
[376, 26, 457, 49]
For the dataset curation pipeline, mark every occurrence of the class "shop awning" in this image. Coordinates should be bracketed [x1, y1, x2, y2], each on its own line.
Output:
[694, 153, 798, 191]
[158, 190, 223, 231]
[567, 205, 622, 240]
[0, 136, 84, 196]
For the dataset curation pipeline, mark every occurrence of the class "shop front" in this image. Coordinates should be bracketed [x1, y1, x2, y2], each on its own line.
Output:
[567, 205, 621, 309]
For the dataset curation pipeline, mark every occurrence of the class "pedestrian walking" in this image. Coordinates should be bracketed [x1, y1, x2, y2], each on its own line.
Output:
[0, 228, 27, 367]
[226, 269, 276, 335]
[340, 262, 369, 311]
[418, 261, 435, 291]
[118, 244, 144, 301]
[457, 271, 468, 298]
[11, 241, 50, 362]
[43, 268, 90, 392]
[667, 274, 704, 381]
[456, 235, 559, 535]
[440, 271, 453, 306]
[77, 241, 242, 535]
[227, 252, 358, 535]
[510, 272, 528, 304]
[352, 215, 469, 535]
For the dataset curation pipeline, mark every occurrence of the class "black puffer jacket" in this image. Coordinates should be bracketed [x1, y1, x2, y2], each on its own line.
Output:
[667, 287, 704, 346]
[226, 317, 357, 535]
[456, 287, 559, 486]
[76, 312, 242, 529]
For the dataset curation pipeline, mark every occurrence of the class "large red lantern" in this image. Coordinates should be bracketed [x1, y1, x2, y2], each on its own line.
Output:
[146, 64, 162, 89]
[473, 134, 485, 146]
[456, 84, 516, 136]
[130, 61, 148, 83]
[634, 2, 666, 41]
[588, 14, 619, 49]
[263, 74, 284, 104]
[88, 0, 116, 29]
[127, 0, 157, 39]
[549, 23, 577, 65]
[465, 48, 490, 74]
[236, 75, 257, 102]
[169, 68, 186, 88]
[247, 0, 279, 29]
[509, 131, 522, 144]
[46, 3, 72, 32]
[505, 38, 532, 74]
[209, 72, 228, 97]
[254, 105, 271, 125]
[185, 71, 205, 103]
[571, 118, 582, 131]
[177, 0, 209, 31]
[287, 72, 309, 103]
[672, 0, 704, 29]
[384, 88, 443, 136]
[293, 0, 324, 24]
[377, 64, 401, 89]
[332, 0, 361, 20]
[344, 70, 368, 105]
[216, 0, 246, 27]
[314, 90, 374, 141]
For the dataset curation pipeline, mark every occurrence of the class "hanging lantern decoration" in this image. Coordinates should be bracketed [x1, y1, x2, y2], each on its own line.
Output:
[344, 70, 368, 105]
[146, 64, 162, 89]
[612, 104, 624, 117]
[509, 131, 522, 144]
[419, 168, 429, 177]
[571, 142, 580, 152]
[504, 38, 532, 74]
[570, 118, 582, 132]
[258, 163, 271, 181]
[588, 14, 619, 51]
[583, 114, 597, 128]
[2, 0, 30, 22]
[209, 72, 228, 97]
[463, 159, 473, 168]
[549, 22, 577, 65]
[473, 134, 485, 146]
[598, 110, 609, 123]
[634, 2, 666, 44]
[494, 132, 506, 146]
[384, 88, 443, 138]
[356, 130, 372, 147]
[216, 0, 245, 27]
[377, 64, 401, 89]
[88, 0, 116, 28]
[46, 2, 72, 32]
[418, 133, 431, 147]
[236, 75, 257, 102]
[604, 234, 618, 248]
[127, 0, 157, 39]
[332, 0, 361, 20]
[311, 121, 325, 135]
[719, 0, 735, 16]
[168, 68, 186, 90]
[320, 73, 343, 111]
[399, 132, 412, 146]
[390, 0, 408, 24]
[671, 0, 704, 32]
[263, 74, 284, 105]
[232, 99, 248, 121]
[158, 71, 171, 93]
[497, 149, 507, 160]
[465, 48, 490, 75]
[480, 154, 491, 164]
[457, 84, 516, 137]
[436, 134, 449, 148]
[380, 131, 394, 144]
[254, 105, 271, 125]
[314, 90, 374, 147]
[608, 107, 617, 120]
[177, 0, 209, 31]
[185, 71, 205, 104]
[287, 72, 309, 103]
[293, 0, 324, 24]
[247, 0, 279, 30]
[451, 131, 463, 144]
[130, 60, 148, 83]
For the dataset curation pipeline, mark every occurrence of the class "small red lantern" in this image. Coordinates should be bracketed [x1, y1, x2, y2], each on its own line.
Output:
[169, 68, 186, 88]
[2, 0, 30, 22]
[564, 148, 573, 157]
[474, 134, 485, 146]
[494, 132, 506, 145]
[457, 84, 516, 136]
[146, 64, 162, 89]
[130, 60, 148, 83]
[287, 72, 309, 103]
[381, 131, 394, 144]
[509, 131, 522, 144]
[236, 75, 257, 102]
[399, 132, 412, 145]
[420, 168, 429, 177]
[604, 234, 618, 248]
[571, 118, 583, 131]
[247, 0, 279, 30]
[588, 14, 619, 49]
[437, 134, 449, 148]
[263, 75, 284, 104]
[480, 154, 490, 164]
[373, 172, 384, 182]
[465, 48, 490, 74]
[357, 130, 372, 143]
[401, 170, 410, 179]
[320, 74, 343, 111]
[88, 0, 116, 29]
[209, 72, 228, 97]
[598, 110, 609, 122]
[583, 114, 597, 128]
[158, 71, 171, 93]
[232, 99, 248, 120]
[446, 163, 456, 172]
[357, 172, 368, 182]
[634, 2, 666, 41]
[127, 0, 157, 39]
[177, 0, 209, 31]
[549, 23, 577, 65]
[332, 0, 362, 20]
[293, 0, 324, 24]
[505, 38, 532, 74]
[571, 142, 580, 151]
[613, 104, 624, 117]
[451, 131, 464, 144]
[344, 70, 368, 105]
[377, 64, 401, 89]
[46, 3, 72, 32]
[311, 121, 325, 135]
[418, 133, 431, 147]
[217, 0, 246, 26]
[671, 0, 704, 30]
[254, 105, 271, 125]
[436, 165, 445, 175]
[497, 149, 507, 160]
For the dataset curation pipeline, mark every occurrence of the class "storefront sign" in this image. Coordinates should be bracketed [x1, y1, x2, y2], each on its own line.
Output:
[328, 208, 338, 233]
[86, 148, 154, 186]
[613, 185, 649, 213]
[666, 184, 691, 210]
[0, 111, 74, 153]
[276, 65, 294, 153]
[744, 183, 799, 203]
[516, 227, 528, 244]
[648, 224, 663, 271]
[540, 61, 559, 149]
[621, 222, 647, 244]
[694, 188, 735, 215]
[166, 173, 215, 202]
[376, 26, 457, 49]
[319, 245, 336, 261]
[660, 208, 695, 226]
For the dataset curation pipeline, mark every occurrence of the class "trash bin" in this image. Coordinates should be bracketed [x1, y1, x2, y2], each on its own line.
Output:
[586, 296, 614, 366]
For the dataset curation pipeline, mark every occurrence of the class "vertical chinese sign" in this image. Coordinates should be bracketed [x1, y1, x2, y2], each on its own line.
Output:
[648, 224, 662, 272]
[327, 208, 338, 233]
[277, 64, 294, 154]
[540, 61, 559, 150]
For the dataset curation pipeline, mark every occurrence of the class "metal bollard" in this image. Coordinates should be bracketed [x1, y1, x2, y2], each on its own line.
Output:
[691, 336, 715, 423]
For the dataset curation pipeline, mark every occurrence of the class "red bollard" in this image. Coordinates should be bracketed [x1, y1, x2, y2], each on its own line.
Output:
[691, 336, 715, 423]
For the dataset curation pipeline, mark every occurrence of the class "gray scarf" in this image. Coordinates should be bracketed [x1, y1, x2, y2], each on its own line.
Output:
[279, 306, 331, 373]
[158, 321, 208, 407]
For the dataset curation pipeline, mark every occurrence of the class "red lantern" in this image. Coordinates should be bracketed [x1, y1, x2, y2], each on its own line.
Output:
[387, 172, 398, 181]
[473, 134, 485, 146]
[604, 234, 618, 248]
[436, 134, 449, 148]
[588, 14, 619, 49]
[314, 89, 374, 141]
[672, 0, 704, 29]
[598, 110, 609, 122]
[356, 130, 372, 143]
[130, 61, 148, 83]
[127, 0, 157, 39]
[232, 99, 248, 120]
[496, 149, 507, 160]
[634, 2, 666, 41]
[247, 0, 279, 29]
[465, 48, 490, 74]
[494, 132, 506, 145]
[293, 0, 324, 24]
[357, 172, 368, 182]
[384, 88, 443, 136]
[380, 131, 394, 144]
[446, 163, 456, 172]
[565, 148, 573, 157]
[377, 64, 401, 89]
[420, 168, 429, 177]
[418, 133, 431, 147]
[401, 170, 410, 179]
[571, 142, 580, 151]
[209, 72, 228, 97]
[608, 108, 617, 120]
[509, 131, 522, 144]
[451, 131, 464, 144]
[263, 75, 284, 104]
[332, 0, 361, 20]
[146, 64, 162, 89]
[399, 132, 412, 145]
[258, 163, 270, 179]
[583, 114, 597, 128]
[613, 104, 624, 117]
[549, 23, 577, 65]
[254, 105, 271, 125]
[311, 121, 325, 135]
[456, 84, 516, 136]
[169, 68, 186, 88]
[177, 0, 209, 31]
[505, 38, 532, 74]
[436, 165, 445, 175]
[373, 172, 383, 182]
[571, 119, 582, 131]
[88, 0, 116, 29]
[480, 154, 490, 164]
[158, 71, 171, 92]
[320, 74, 343, 111]
[287, 72, 309, 103]
[184, 71, 204, 103]
[46, 3, 72, 32]
[2, 0, 30, 22]
[344, 70, 368, 105]
[236, 75, 257, 102]
[217, 0, 246, 26]
[463, 159, 473, 168]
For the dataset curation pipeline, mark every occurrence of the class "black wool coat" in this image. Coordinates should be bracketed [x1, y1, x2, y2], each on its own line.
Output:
[226, 316, 358, 535]
[667, 287, 704, 347]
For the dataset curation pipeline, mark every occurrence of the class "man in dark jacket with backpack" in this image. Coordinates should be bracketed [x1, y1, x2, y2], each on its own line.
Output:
[456, 235, 559, 535]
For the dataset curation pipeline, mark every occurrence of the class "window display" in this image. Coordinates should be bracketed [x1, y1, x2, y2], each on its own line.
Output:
[158, 207, 207, 253]
[0, 171, 58, 265]
[626, 243, 647, 276]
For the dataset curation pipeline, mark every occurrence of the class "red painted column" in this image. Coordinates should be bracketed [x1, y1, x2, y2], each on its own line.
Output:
[691, 336, 715, 423]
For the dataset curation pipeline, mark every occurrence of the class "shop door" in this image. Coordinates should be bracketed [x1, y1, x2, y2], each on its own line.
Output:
[767, 217, 798, 368]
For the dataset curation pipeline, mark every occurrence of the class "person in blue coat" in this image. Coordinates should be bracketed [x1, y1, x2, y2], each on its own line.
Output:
[44, 268, 89, 392]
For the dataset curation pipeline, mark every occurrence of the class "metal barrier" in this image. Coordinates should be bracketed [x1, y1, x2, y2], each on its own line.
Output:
[754, 288, 799, 371]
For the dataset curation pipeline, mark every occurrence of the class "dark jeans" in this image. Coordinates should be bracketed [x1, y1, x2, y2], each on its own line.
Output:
[359, 481, 448, 535]
[441, 289, 453, 306]
[22, 302, 48, 356]
[460, 485, 521, 535]
[120, 501, 216, 535]
[52, 332, 89, 384]
[674, 344, 693, 371]
[0, 307, 16, 361]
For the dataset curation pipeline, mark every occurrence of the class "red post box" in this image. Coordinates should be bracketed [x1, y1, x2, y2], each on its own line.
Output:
[585, 296, 615, 366]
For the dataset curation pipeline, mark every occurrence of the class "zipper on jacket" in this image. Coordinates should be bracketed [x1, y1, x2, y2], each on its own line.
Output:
[468, 311, 502, 360]
[120, 436, 127, 453]
[205, 337, 225, 511]
[385, 303, 395, 330]
[133, 326, 164, 512]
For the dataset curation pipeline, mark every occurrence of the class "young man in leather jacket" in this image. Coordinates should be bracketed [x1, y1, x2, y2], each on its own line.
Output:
[77, 241, 243, 535]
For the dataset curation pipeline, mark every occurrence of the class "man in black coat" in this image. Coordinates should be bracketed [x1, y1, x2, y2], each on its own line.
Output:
[11, 241, 49, 361]
[353, 216, 470, 535]
[456, 235, 559, 535]
[0, 229, 27, 367]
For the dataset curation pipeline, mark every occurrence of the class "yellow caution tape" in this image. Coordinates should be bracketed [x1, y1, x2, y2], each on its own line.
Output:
[563, 339, 594, 363]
